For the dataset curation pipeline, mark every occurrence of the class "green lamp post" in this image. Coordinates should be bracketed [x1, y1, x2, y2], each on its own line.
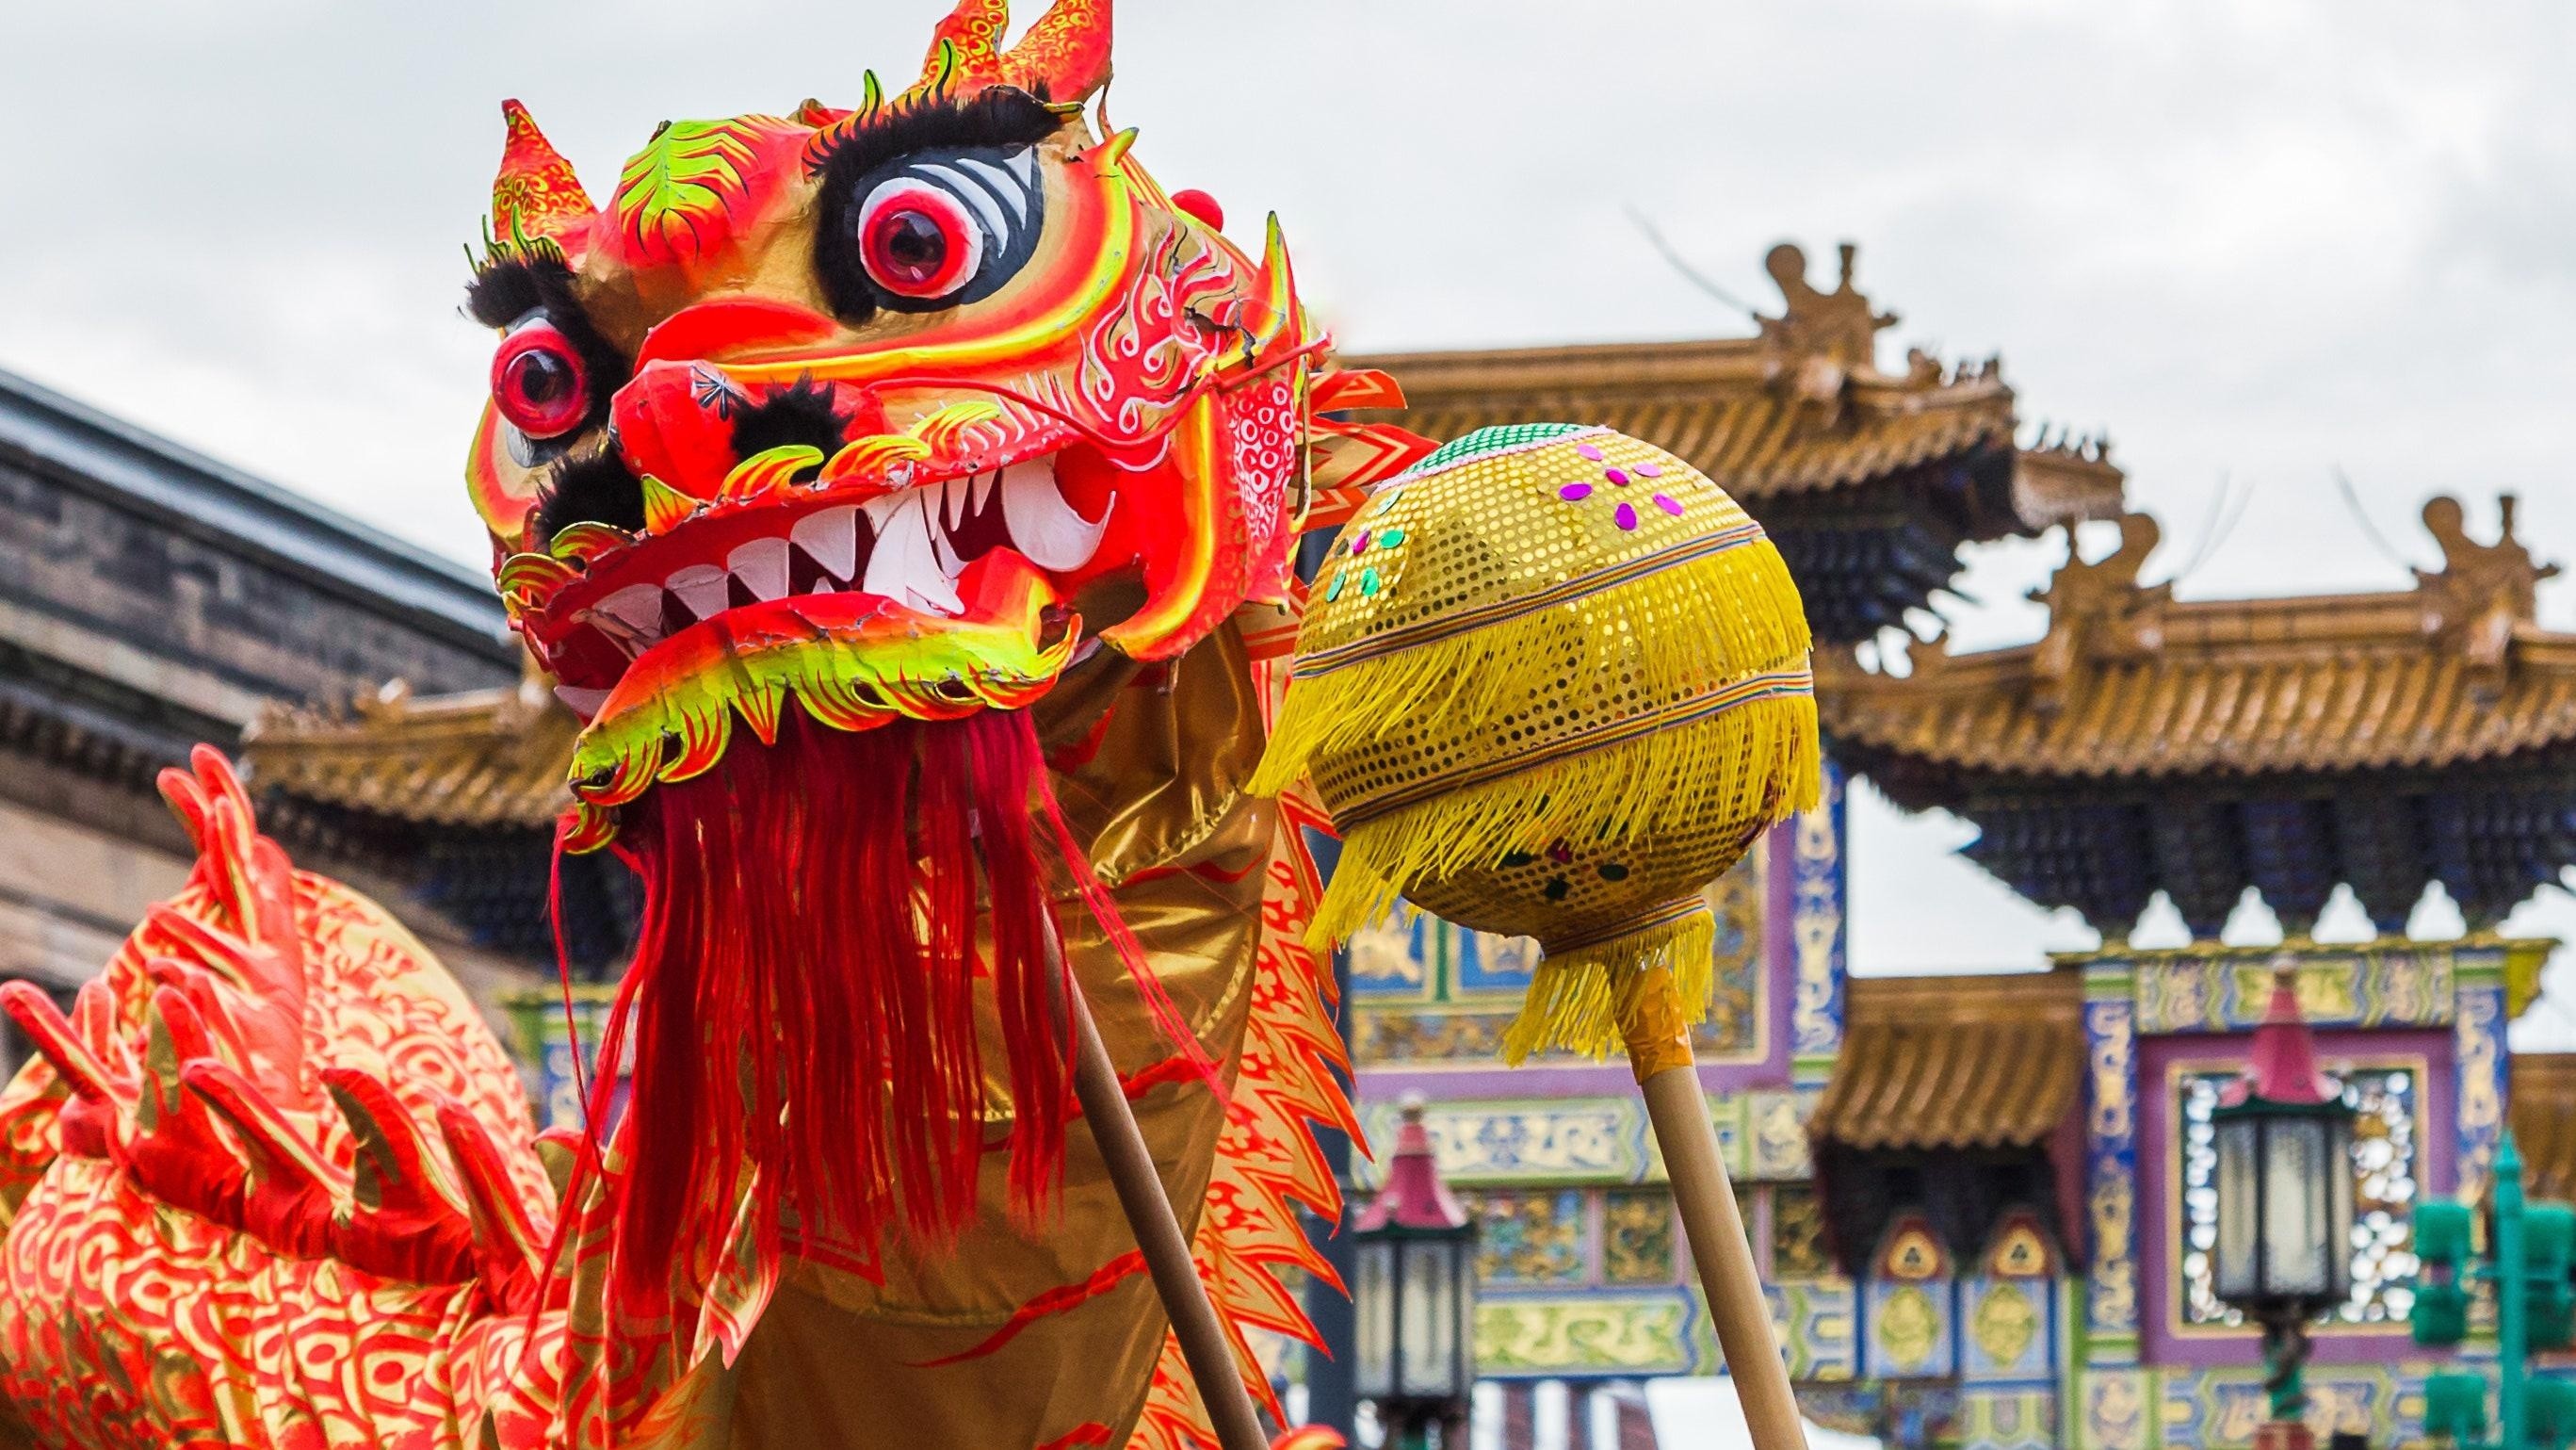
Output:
[2414, 1133, 2576, 1450]
[2210, 968, 2357, 1450]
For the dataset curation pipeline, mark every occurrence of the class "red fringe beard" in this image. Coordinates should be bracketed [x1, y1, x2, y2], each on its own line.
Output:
[577, 707, 1081, 1328]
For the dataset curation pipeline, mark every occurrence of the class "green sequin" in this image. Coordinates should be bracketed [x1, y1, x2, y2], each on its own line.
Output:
[1360, 567, 1382, 596]
[1327, 571, 1347, 602]
[1378, 527, 1406, 547]
[1410, 422, 1590, 473]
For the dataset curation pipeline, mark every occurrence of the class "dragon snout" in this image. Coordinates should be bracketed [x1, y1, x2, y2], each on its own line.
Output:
[609, 360, 894, 506]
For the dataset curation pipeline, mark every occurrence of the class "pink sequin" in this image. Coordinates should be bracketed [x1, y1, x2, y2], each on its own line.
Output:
[1574, 443, 1605, 461]
[1603, 467, 1628, 486]
[1614, 502, 1638, 530]
[1654, 493, 1683, 516]
[1635, 462, 1663, 479]
[1350, 529, 1371, 555]
[1559, 482, 1593, 501]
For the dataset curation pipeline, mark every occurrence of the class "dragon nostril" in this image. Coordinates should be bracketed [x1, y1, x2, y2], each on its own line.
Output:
[729, 377, 857, 468]
[531, 448, 648, 545]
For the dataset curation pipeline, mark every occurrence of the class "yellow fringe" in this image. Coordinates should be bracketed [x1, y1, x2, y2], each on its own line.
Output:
[1305, 692, 1820, 949]
[1250, 530, 1810, 801]
[1502, 910, 1714, 1065]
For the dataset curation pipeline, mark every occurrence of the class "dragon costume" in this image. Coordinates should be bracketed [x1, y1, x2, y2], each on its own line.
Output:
[0, 2, 1440, 1444]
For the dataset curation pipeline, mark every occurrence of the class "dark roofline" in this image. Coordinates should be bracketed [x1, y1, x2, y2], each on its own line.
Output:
[0, 367, 512, 666]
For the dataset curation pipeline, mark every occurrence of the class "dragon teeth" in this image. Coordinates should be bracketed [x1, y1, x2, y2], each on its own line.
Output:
[665, 563, 731, 623]
[570, 455, 1088, 664]
[862, 491, 964, 616]
[728, 537, 791, 602]
[790, 505, 860, 582]
[597, 583, 666, 635]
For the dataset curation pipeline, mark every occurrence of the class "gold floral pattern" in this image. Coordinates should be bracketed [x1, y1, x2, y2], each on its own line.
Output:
[1465, 1188, 1587, 1285]
[1772, 1185, 1833, 1279]
[1875, 1284, 1941, 1374]
[1970, 1281, 2038, 1367]
[1603, 1190, 1677, 1284]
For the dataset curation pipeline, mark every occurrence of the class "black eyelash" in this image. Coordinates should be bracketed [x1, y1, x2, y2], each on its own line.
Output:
[465, 254, 581, 330]
[805, 85, 1064, 183]
[463, 254, 631, 445]
[811, 90, 1058, 323]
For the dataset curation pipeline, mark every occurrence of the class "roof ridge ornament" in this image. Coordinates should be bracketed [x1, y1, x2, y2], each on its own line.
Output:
[1757, 241, 1896, 372]
[2416, 493, 2559, 689]
[2021, 512, 2169, 711]
[1756, 240, 1901, 417]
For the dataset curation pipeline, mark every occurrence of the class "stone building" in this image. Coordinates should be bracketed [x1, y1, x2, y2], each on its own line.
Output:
[0, 366, 543, 1075]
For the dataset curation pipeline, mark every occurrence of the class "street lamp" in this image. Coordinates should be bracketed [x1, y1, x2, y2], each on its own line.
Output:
[2211, 966, 2356, 1450]
[1353, 1097, 1479, 1449]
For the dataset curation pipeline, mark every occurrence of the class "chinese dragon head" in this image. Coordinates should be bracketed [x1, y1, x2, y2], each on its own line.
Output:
[468, 0, 1320, 850]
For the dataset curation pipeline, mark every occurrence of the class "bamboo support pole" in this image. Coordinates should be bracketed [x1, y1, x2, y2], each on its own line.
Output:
[1050, 933, 1270, 1450]
[1627, 969, 1806, 1450]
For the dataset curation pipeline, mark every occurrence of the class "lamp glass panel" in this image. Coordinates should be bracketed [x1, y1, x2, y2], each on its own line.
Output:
[1400, 1240, 1459, 1397]
[2261, 1117, 2332, 1298]
[2326, 1116, 2357, 1304]
[1456, 1240, 1479, 1388]
[2214, 1116, 2260, 1302]
[1355, 1240, 1396, 1399]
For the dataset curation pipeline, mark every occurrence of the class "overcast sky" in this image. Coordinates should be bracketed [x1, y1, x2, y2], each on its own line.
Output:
[5, 1, 2572, 1038]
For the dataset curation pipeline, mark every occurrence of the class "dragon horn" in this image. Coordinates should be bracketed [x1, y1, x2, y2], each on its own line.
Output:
[492, 100, 594, 253]
[913, 0, 1011, 98]
[1000, 0, 1111, 102]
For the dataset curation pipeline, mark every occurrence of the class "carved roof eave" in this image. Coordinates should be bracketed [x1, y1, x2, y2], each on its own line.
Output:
[1345, 338, 2016, 433]
[239, 680, 577, 831]
[1822, 578, 2576, 785]
[1337, 241, 2112, 516]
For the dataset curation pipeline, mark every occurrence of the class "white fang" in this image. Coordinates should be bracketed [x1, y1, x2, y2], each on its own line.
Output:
[1000, 458, 1110, 571]
[862, 491, 964, 616]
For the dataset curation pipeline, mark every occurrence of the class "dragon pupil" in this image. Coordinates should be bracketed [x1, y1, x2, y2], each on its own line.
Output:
[871, 208, 949, 285]
[511, 350, 574, 405]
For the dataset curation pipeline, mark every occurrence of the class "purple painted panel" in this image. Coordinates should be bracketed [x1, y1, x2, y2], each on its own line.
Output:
[2135, 1028, 2454, 1367]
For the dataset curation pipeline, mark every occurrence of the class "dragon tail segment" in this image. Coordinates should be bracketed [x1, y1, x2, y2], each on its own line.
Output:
[0, 747, 565, 1447]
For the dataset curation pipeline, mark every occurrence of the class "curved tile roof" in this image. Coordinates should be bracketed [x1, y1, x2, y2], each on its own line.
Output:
[241, 677, 575, 830]
[1824, 501, 2576, 784]
[1808, 969, 2084, 1151]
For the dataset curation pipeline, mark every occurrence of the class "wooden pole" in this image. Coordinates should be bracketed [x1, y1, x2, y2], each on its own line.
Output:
[1051, 935, 1271, 1450]
[1614, 956, 1804, 1450]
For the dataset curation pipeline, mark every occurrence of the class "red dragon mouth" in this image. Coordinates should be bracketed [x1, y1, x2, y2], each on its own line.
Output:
[531, 447, 1118, 705]
[514, 429, 1187, 850]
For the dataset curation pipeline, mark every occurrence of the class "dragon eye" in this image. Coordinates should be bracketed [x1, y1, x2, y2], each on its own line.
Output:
[856, 179, 984, 299]
[492, 322, 591, 439]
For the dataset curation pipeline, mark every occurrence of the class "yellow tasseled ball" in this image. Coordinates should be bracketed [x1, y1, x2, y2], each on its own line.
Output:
[1253, 424, 1820, 1061]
